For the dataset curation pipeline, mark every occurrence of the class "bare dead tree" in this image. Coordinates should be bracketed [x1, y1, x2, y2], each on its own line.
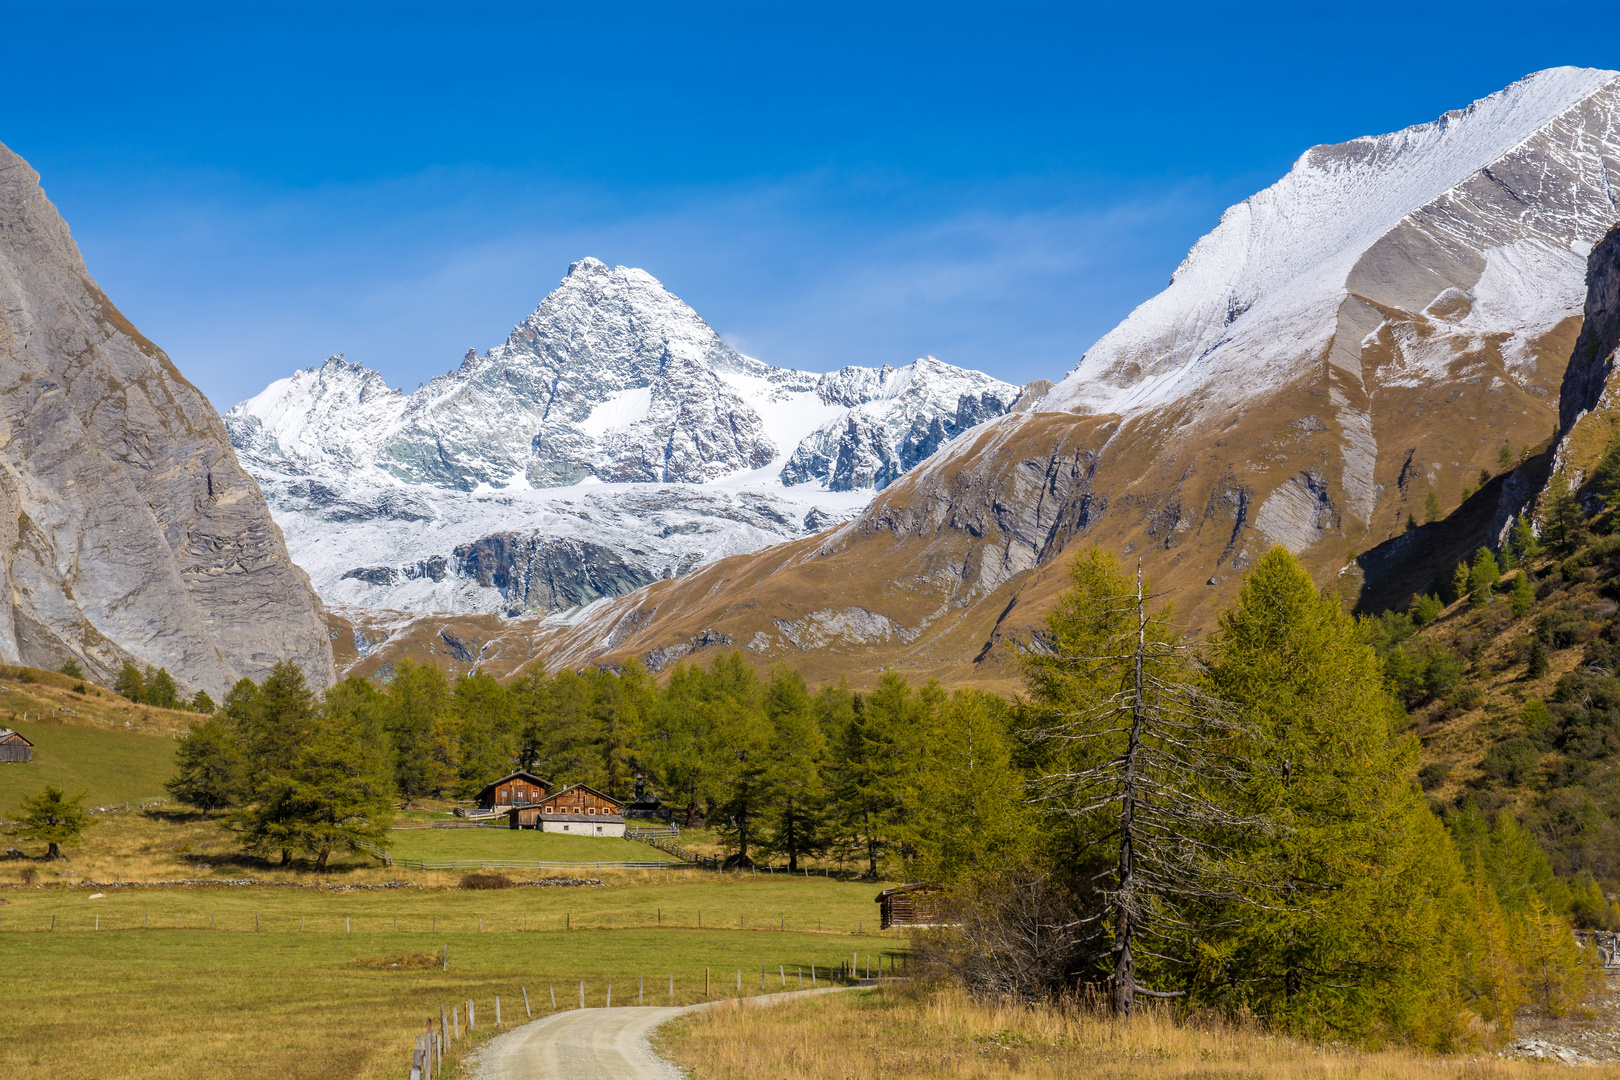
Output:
[1024, 556, 1278, 1016]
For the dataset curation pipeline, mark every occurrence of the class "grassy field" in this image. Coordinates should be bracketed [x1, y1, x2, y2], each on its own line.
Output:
[0, 721, 177, 809]
[658, 986, 1614, 1080]
[388, 826, 685, 865]
[0, 875, 897, 936]
[0, 923, 876, 1080]
[0, 877, 897, 1080]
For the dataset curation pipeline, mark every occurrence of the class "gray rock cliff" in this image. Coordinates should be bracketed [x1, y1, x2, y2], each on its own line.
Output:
[0, 141, 334, 694]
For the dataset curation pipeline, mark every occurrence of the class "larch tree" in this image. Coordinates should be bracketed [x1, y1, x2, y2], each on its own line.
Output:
[1200, 546, 1470, 1042]
[13, 786, 94, 859]
[756, 667, 829, 873]
[166, 716, 245, 818]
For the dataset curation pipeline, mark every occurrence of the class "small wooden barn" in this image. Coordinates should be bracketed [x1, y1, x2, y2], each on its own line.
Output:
[476, 771, 551, 810]
[509, 783, 626, 837]
[0, 728, 33, 763]
[876, 882, 944, 929]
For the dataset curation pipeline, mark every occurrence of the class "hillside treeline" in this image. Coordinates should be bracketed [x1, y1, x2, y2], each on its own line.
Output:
[165, 646, 1018, 876]
[1363, 441, 1620, 918]
[166, 543, 1601, 1046]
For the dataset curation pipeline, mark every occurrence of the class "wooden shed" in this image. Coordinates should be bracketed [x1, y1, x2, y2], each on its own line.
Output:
[0, 728, 33, 763]
[476, 771, 551, 810]
[876, 882, 944, 929]
[510, 783, 626, 837]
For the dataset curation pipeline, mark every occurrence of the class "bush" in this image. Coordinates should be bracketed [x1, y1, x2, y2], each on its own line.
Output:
[459, 871, 513, 890]
[1479, 738, 1541, 786]
[1418, 761, 1453, 791]
[1448, 684, 1485, 712]
[1410, 593, 1444, 625]
[59, 659, 83, 679]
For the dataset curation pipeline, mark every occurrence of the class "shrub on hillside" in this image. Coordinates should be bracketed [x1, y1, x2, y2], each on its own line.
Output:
[1478, 738, 1541, 787]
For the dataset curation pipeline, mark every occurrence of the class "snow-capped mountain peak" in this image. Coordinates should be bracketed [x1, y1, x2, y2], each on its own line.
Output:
[226, 259, 1022, 618]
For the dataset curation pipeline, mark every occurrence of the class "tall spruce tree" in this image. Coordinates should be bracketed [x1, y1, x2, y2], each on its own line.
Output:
[829, 672, 921, 880]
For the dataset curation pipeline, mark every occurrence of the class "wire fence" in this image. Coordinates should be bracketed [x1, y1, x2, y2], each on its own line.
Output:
[403, 957, 894, 1078]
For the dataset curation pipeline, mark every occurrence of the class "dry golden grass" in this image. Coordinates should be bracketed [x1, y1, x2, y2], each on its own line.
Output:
[658, 986, 1618, 1080]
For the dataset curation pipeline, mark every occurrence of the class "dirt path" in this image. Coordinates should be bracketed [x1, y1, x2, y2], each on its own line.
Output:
[471, 987, 854, 1080]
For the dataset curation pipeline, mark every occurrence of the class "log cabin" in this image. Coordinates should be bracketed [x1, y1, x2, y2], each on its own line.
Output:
[508, 783, 626, 837]
[476, 771, 551, 810]
[0, 727, 32, 763]
[875, 882, 944, 929]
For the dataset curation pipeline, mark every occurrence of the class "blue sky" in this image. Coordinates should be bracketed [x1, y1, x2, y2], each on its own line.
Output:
[7, 2, 1619, 409]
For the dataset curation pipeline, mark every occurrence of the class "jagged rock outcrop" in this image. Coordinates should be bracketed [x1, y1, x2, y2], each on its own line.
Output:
[0, 141, 333, 694]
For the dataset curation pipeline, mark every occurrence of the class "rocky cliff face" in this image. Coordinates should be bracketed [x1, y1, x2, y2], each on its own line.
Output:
[364, 66, 1620, 690]
[227, 261, 1023, 617]
[0, 142, 334, 694]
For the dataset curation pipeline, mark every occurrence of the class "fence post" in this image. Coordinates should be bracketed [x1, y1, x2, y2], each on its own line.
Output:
[639, 977, 643, 1005]
[468, 1000, 475, 1032]
[780, 965, 784, 987]
[443, 944, 448, 971]
[441, 1005, 448, 1048]
[579, 981, 584, 1009]
[669, 973, 674, 1002]
[550, 986, 556, 1010]
[606, 984, 611, 1008]
[705, 968, 710, 998]
[522, 986, 531, 1019]
[495, 996, 501, 1028]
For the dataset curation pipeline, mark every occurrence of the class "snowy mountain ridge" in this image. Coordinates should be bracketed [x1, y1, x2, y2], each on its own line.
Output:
[227, 258, 1022, 617]
[1043, 65, 1620, 420]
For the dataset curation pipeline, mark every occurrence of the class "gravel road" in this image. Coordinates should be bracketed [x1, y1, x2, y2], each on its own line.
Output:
[471, 988, 853, 1080]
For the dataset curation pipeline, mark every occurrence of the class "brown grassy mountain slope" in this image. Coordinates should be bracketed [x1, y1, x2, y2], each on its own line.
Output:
[333, 71, 1620, 688]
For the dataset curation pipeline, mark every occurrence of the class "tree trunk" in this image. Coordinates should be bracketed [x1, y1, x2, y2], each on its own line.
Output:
[865, 810, 878, 879]
[786, 799, 798, 873]
[45, 841, 61, 860]
[315, 849, 331, 873]
[1112, 562, 1148, 1018]
[280, 848, 292, 867]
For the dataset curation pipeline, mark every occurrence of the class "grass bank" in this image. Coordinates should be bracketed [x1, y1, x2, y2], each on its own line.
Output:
[0, 877, 899, 936]
[657, 986, 1615, 1079]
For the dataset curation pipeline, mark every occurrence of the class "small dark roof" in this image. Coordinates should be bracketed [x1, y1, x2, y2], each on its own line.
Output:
[876, 881, 943, 901]
[477, 771, 551, 798]
[537, 782, 625, 809]
[0, 728, 33, 746]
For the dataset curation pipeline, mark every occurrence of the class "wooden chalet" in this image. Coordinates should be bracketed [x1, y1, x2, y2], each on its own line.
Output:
[0, 727, 32, 763]
[875, 882, 944, 929]
[508, 783, 626, 837]
[476, 771, 551, 810]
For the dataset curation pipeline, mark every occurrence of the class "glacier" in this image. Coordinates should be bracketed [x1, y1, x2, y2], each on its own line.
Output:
[227, 257, 1025, 617]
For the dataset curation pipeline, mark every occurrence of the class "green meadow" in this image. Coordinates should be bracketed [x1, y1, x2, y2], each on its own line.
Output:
[0, 877, 900, 1080]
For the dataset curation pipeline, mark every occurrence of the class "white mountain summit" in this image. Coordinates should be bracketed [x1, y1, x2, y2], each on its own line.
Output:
[227, 258, 1025, 617]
